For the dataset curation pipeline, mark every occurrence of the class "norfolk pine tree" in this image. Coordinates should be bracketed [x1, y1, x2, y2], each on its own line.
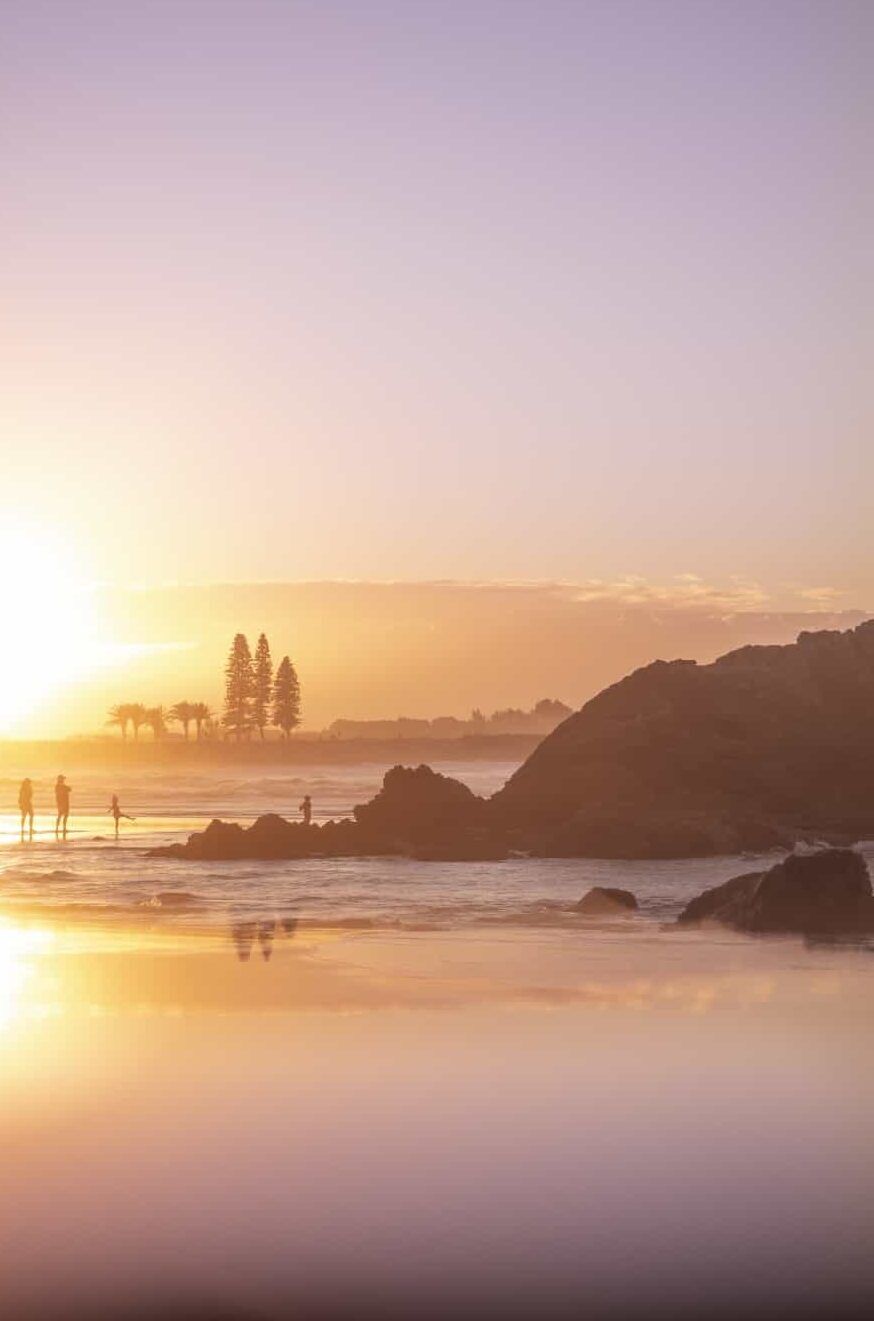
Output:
[272, 656, 301, 738]
[253, 633, 273, 739]
[223, 633, 254, 740]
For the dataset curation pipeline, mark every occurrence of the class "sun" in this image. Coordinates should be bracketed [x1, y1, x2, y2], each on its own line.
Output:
[0, 523, 104, 733]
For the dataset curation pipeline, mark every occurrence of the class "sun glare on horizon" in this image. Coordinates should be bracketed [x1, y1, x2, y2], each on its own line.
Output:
[0, 525, 108, 734]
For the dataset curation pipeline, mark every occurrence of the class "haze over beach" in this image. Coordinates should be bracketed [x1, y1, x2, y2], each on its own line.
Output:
[1, 2, 873, 1319]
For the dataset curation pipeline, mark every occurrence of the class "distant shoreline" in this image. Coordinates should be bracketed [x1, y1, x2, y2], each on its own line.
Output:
[0, 733, 539, 769]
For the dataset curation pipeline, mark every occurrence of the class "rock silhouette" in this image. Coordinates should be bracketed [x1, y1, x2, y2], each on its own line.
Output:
[354, 765, 505, 859]
[491, 619, 874, 857]
[575, 886, 638, 915]
[153, 766, 496, 862]
[677, 848, 874, 935]
[153, 621, 874, 863]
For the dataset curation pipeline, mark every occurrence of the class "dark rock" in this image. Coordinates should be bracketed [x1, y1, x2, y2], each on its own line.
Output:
[354, 764, 488, 848]
[490, 619, 874, 857]
[575, 886, 638, 915]
[540, 811, 792, 861]
[155, 819, 246, 861]
[676, 870, 764, 925]
[677, 848, 874, 935]
[149, 766, 503, 862]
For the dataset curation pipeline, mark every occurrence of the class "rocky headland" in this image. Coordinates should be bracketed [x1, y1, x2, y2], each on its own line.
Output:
[491, 617, 874, 857]
[152, 620, 874, 864]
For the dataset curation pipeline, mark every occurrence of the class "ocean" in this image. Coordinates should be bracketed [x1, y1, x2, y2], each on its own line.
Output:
[2, 759, 872, 938]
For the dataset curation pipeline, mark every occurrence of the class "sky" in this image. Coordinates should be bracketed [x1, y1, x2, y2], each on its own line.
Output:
[0, 1, 871, 731]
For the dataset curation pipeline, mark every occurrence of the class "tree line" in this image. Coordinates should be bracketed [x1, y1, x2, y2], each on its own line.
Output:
[106, 633, 301, 741]
[107, 700, 213, 741]
[224, 633, 301, 740]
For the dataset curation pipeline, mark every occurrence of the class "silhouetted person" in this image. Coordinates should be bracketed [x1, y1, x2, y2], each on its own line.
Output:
[108, 793, 135, 841]
[55, 774, 71, 841]
[18, 778, 34, 842]
[300, 794, 312, 826]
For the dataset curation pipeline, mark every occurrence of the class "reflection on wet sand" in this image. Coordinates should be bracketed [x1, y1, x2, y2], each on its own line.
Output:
[0, 912, 869, 1020]
[230, 916, 299, 962]
[0, 917, 872, 1319]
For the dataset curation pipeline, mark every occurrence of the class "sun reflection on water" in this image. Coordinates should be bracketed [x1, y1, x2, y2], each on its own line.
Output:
[0, 920, 56, 1028]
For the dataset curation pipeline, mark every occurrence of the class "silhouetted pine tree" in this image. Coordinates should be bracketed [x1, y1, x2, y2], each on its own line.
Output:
[253, 633, 273, 739]
[272, 656, 301, 738]
[223, 633, 254, 740]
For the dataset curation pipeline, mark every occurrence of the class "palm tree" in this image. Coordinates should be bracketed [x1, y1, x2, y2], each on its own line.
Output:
[106, 703, 131, 740]
[128, 703, 148, 741]
[169, 701, 196, 739]
[143, 705, 167, 740]
[190, 702, 213, 740]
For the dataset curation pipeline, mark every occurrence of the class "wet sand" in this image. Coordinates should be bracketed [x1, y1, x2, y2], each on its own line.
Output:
[1, 918, 873, 1319]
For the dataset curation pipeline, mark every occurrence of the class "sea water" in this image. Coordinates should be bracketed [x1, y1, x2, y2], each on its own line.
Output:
[2, 759, 867, 935]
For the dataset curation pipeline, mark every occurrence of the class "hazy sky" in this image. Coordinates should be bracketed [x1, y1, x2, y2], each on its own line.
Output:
[3, 0, 871, 599]
[21, 581, 866, 737]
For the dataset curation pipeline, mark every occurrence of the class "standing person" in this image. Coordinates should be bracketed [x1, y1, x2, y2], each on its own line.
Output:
[55, 774, 71, 841]
[108, 793, 135, 841]
[299, 794, 312, 826]
[18, 777, 34, 842]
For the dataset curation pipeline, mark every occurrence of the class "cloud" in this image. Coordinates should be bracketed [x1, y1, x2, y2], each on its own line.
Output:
[795, 586, 847, 604]
[565, 574, 770, 611]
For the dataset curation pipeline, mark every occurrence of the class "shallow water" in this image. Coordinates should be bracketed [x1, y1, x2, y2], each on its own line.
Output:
[3, 760, 870, 937]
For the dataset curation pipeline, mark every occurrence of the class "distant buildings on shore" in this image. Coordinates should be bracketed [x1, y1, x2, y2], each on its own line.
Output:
[324, 699, 572, 742]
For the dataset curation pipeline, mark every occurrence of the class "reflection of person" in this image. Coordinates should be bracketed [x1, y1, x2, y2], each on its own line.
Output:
[108, 793, 135, 841]
[55, 774, 71, 840]
[18, 778, 34, 842]
[300, 794, 312, 826]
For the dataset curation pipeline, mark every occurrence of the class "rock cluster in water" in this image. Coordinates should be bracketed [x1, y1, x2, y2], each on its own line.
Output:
[152, 765, 507, 863]
[152, 620, 874, 864]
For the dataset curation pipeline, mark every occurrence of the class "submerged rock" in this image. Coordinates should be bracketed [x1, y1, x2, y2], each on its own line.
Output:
[575, 886, 638, 915]
[677, 848, 874, 935]
[140, 891, 204, 910]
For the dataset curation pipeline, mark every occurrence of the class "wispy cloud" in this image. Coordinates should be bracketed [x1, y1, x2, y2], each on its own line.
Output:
[565, 575, 770, 611]
[795, 586, 847, 605]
